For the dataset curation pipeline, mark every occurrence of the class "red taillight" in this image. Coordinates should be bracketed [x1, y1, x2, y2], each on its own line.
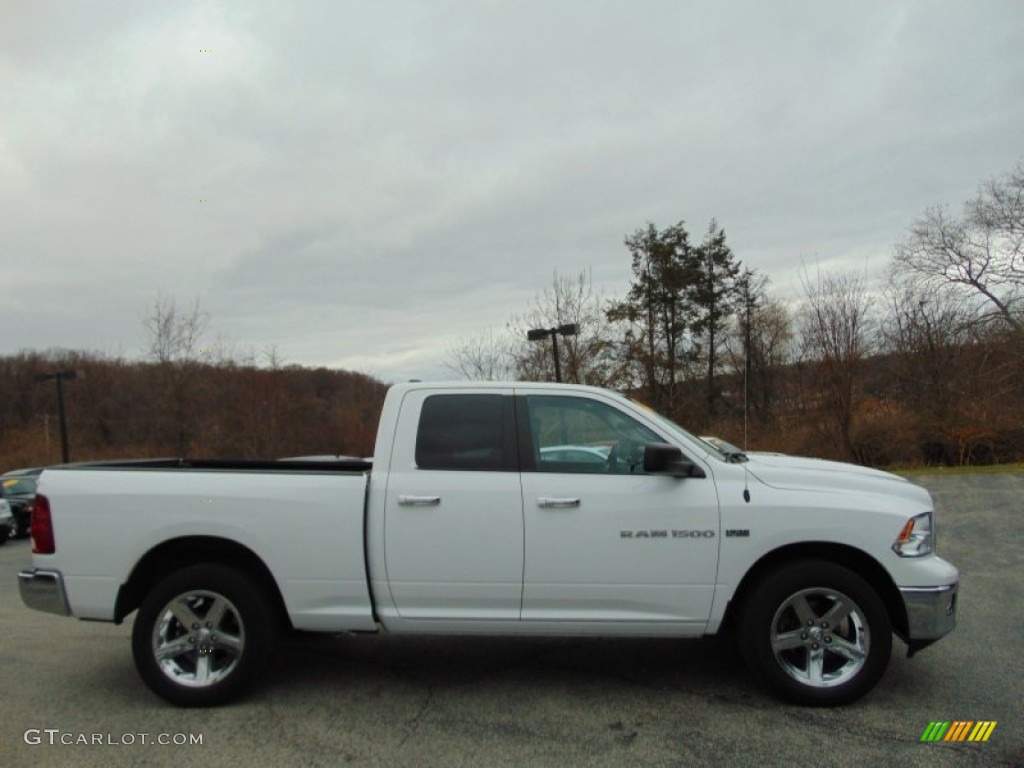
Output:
[31, 494, 55, 554]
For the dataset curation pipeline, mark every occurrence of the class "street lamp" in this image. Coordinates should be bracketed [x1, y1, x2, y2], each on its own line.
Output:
[526, 323, 579, 382]
[33, 370, 83, 463]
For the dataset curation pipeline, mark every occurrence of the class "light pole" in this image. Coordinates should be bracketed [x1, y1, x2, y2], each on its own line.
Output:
[527, 323, 579, 382]
[34, 370, 82, 463]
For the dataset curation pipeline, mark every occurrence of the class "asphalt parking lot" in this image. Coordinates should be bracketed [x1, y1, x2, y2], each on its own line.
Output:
[2, 473, 1022, 767]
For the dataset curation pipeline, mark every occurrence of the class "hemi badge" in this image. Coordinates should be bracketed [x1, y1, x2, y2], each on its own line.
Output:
[725, 529, 750, 537]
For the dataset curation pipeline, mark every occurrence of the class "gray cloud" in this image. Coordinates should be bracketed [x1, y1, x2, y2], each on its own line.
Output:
[3, 1, 1022, 381]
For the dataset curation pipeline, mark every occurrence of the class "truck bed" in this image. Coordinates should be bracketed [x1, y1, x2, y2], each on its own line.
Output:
[35, 461, 377, 632]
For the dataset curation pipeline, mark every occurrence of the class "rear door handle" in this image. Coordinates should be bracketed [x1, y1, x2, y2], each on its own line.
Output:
[538, 497, 580, 508]
[398, 495, 441, 506]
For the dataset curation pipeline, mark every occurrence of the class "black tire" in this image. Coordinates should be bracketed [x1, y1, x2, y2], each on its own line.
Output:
[132, 564, 279, 707]
[0, 526, 8, 545]
[737, 560, 891, 706]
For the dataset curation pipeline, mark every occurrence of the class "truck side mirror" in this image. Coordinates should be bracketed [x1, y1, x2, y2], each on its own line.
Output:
[643, 443, 706, 478]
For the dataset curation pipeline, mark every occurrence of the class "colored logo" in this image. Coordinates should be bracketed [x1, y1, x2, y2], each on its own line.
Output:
[921, 721, 997, 742]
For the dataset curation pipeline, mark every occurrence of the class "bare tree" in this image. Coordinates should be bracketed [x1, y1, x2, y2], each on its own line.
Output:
[974, 163, 1024, 268]
[724, 273, 794, 420]
[798, 267, 874, 460]
[510, 269, 623, 387]
[262, 344, 284, 370]
[445, 330, 515, 381]
[197, 332, 259, 368]
[878, 276, 1024, 465]
[448, 271, 626, 386]
[893, 163, 1024, 333]
[141, 295, 210, 455]
[880, 278, 979, 417]
[143, 295, 209, 365]
[881, 279, 979, 364]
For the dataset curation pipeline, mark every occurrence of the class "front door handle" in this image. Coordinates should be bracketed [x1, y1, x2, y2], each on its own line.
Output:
[398, 495, 441, 506]
[538, 497, 580, 508]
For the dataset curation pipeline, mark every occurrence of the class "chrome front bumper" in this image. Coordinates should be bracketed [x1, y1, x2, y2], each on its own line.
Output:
[18, 569, 71, 616]
[899, 582, 958, 654]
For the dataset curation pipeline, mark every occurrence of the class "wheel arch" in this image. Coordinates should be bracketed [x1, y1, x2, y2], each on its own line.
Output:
[114, 536, 290, 630]
[723, 542, 908, 642]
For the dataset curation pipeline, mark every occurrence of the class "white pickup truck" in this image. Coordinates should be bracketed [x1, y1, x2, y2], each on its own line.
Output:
[19, 381, 959, 708]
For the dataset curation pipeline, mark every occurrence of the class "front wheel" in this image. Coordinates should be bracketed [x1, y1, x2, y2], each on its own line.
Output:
[132, 564, 279, 707]
[738, 560, 891, 706]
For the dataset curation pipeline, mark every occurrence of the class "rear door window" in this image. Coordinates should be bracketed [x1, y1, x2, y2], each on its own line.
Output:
[415, 395, 516, 471]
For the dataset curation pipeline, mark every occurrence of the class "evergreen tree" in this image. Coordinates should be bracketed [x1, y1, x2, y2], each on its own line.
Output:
[607, 221, 700, 417]
[691, 220, 742, 420]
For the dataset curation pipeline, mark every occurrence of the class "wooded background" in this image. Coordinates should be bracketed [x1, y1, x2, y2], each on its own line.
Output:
[3, 164, 1021, 470]
[449, 163, 1024, 466]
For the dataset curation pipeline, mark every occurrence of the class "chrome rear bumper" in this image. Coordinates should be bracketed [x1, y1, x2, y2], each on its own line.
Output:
[18, 569, 71, 616]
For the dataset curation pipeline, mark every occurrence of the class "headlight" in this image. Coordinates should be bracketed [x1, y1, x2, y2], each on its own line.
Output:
[892, 511, 934, 557]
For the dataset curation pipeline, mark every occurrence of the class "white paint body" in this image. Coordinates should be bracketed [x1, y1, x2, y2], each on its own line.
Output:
[32, 381, 958, 638]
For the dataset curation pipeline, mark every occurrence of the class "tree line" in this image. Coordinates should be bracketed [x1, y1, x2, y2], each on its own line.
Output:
[449, 163, 1024, 467]
[2, 164, 1020, 471]
[0, 336, 387, 471]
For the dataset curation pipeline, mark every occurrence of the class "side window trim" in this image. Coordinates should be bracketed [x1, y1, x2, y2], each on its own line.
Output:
[514, 395, 537, 473]
[502, 395, 520, 471]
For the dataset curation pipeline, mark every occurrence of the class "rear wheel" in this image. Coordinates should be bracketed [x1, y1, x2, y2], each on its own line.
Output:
[132, 564, 279, 707]
[738, 560, 891, 706]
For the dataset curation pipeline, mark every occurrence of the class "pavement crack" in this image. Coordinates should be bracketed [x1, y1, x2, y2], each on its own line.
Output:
[398, 684, 434, 747]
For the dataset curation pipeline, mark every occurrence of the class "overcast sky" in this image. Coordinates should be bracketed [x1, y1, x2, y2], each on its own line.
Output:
[3, 1, 1022, 382]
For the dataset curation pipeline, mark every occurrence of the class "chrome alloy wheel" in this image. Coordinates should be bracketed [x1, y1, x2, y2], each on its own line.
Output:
[151, 590, 245, 688]
[769, 587, 869, 688]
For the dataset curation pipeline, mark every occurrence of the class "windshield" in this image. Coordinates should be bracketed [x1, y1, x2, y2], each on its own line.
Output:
[2, 477, 37, 496]
[616, 395, 715, 451]
[616, 394, 749, 462]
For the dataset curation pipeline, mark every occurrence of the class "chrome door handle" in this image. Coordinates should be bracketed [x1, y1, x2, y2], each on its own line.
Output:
[398, 495, 441, 506]
[538, 497, 580, 508]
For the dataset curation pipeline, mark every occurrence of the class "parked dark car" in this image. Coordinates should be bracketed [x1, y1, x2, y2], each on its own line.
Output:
[1, 468, 42, 539]
[0, 498, 12, 544]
